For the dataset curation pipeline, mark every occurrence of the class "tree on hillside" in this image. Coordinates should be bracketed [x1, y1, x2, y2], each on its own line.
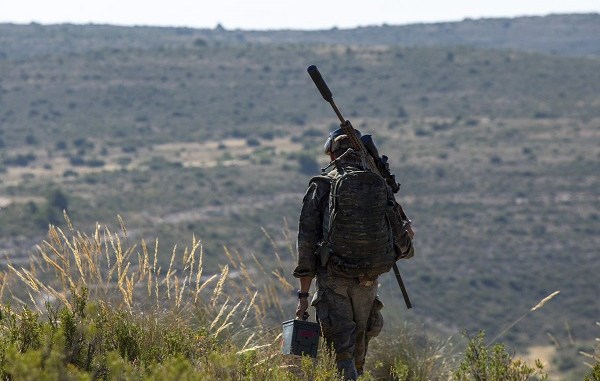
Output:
[34, 189, 69, 228]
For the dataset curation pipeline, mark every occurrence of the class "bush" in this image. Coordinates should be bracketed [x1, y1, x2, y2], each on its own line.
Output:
[86, 158, 105, 167]
[453, 332, 548, 381]
[368, 322, 457, 381]
[3, 153, 36, 167]
[297, 154, 320, 175]
[73, 138, 94, 150]
[583, 327, 600, 381]
[246, 137, 261, 147]
[69, 155, 86, 166]
[29, 188, 68, 228]
[47, 188, 68, 211]
[585, 363, 600, 381]
[0, 291, 219, 379]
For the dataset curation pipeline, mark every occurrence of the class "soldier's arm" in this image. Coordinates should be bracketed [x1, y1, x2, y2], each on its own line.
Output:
[295, 276, 313, 320]
[293, 177, 329, 320]
[293, 178, 329, 278]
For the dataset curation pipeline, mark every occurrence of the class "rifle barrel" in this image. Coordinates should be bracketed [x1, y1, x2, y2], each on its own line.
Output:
[329, 101, 346, 125]
[393, 264, 412, 309]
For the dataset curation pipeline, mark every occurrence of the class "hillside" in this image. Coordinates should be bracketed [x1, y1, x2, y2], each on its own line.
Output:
[0, 13, 599, 60]
[0, 14, 599, 379]
[248, 13, 600, 56]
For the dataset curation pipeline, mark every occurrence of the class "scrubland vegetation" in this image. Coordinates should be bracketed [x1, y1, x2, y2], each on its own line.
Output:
[3, 218, 592, 380]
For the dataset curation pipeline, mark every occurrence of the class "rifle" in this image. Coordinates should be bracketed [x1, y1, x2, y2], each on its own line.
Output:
[307, 65, 413, 309]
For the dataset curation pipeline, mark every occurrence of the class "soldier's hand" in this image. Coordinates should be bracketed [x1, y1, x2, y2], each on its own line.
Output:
[295, 298, 309, 320]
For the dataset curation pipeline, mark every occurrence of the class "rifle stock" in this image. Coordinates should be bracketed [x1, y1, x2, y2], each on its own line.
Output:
[307, 65, 413, 309]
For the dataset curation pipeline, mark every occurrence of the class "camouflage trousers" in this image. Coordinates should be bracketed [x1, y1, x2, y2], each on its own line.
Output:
[311, 269, 384, 378]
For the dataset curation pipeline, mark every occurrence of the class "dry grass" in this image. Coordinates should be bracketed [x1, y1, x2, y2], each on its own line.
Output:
[4, 213, 563, 380]
[580, 322, 600, 370]
[488, 290, 560, 346]
[0, 215, 361, 380]
[3, 213, 295, 349]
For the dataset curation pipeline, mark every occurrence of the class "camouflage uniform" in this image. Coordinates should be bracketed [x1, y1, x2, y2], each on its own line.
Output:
[293, 162, 385, 379]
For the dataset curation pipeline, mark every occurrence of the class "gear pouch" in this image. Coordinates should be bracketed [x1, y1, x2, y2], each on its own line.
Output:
[315, 242, 332, 267]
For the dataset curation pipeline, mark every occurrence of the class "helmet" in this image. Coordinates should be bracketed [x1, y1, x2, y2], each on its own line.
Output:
[323, 127, 361, 155]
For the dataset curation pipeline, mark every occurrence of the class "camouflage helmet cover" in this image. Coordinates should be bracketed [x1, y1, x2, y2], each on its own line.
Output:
[323, 127, 361, 155]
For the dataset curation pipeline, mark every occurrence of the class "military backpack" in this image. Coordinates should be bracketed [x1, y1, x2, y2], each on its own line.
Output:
[317, 164, 396, 278]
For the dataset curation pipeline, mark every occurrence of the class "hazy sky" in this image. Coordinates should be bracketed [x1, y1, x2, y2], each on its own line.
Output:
[1, 0, 598, 30]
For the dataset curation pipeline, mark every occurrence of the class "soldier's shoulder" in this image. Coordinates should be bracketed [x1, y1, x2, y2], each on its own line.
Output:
[309, 172, 334, 187]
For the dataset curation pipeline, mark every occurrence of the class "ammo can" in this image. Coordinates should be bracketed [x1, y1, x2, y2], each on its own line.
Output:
[281, 319, 321, 358]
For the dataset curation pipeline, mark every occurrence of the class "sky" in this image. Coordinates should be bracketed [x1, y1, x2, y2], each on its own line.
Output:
[1, 0, 598, 30]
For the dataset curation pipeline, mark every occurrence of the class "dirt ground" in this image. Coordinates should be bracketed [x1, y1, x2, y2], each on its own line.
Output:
[518, 345, 560, 380]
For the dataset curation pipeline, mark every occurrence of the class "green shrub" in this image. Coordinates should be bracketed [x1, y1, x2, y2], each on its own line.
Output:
[584, 363, 600, 381]
[297, 154, 320, 175]
[367, 322, 456, 381]
[583, 326, 600, 381]
[453, 332, 548, 381]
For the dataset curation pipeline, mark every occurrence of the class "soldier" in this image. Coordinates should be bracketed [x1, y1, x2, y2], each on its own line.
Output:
[293, 127, 414, 380]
